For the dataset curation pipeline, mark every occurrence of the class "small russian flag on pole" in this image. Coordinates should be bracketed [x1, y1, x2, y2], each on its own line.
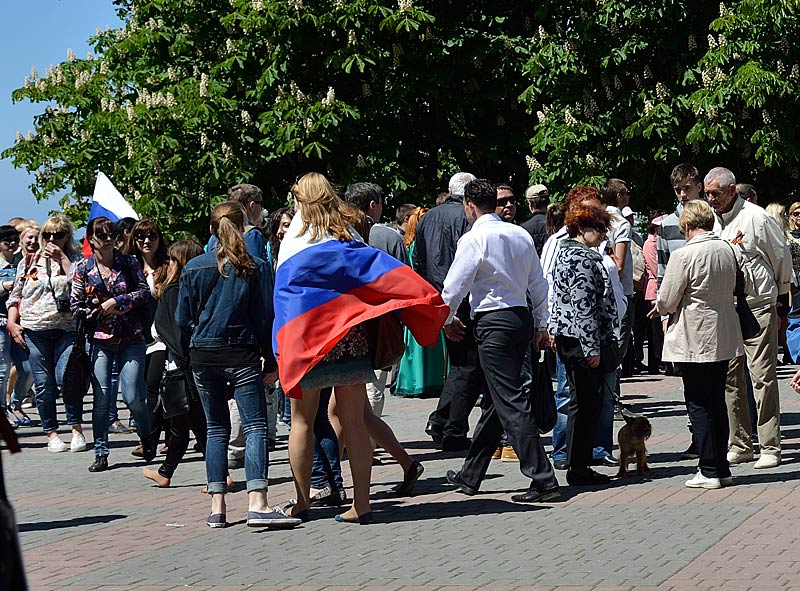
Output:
[81, 172, 139, 257]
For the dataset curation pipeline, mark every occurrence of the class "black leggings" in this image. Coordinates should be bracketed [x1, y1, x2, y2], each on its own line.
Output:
[158, 372, 208, 479]
[145, 349, 168, 444]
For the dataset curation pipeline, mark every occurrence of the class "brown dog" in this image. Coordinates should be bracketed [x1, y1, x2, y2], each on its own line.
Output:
[617, 416, 652, 476]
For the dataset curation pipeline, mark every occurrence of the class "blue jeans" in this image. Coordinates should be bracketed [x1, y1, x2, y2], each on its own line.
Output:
[592, 371, 616, 459]
[108, 359, 121, 425]
[193, 365, 268, 494]
[25, 329, 82, 434]
[0, 330, 33, 412]
[90, 338, 149, 457]
[310, 387, 343, 491]
[551, 354, 569, 462]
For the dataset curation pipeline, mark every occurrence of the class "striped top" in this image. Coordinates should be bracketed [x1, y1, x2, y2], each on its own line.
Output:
[655, 206, 686, 290]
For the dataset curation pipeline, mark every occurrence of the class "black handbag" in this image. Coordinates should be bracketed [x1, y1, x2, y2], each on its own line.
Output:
[62, 318, 91, 406]
[159, 367, 190, 419]
[734, 269, 759, 340]
[530, 349, 557, 434]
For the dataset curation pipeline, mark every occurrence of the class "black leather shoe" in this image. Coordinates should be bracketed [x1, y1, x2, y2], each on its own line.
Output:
[552, 460, 568, 470]
[88, 456, 109, 473]
[511, 485, 560, 503]
[425, 422, 443, 444]
[567, 467, 611, 486]
[591, 455, 619, 467]
[441, 437, 471, 452]
[445, 470, 478, 495]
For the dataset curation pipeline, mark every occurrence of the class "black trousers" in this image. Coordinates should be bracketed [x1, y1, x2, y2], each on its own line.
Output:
[646, 301, 664, 372]
[556, 336, 605, 469]
[145, 349, 168, 444]
[460, 308, 557, 492]
[679, 361, 731, 479]
[428, 302, 485, 444]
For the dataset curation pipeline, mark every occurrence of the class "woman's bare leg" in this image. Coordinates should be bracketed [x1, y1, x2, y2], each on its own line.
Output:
[333, 384, 372, 518]
[363, 397, 413, 473]
[287, 388, 320, 512]
[328, 393, 345, 458]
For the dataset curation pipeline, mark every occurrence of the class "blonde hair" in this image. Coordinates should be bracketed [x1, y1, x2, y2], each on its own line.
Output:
[40, 215, 79, 256]
[765, 202, 789, 236]
[403, 206, 429, 248]
[291, 172, 361, 242]
[210, 201, 256, 278]
[15, 219, 39, 235]
[789, 202, 800, 231]
[679, 200, 715, 232]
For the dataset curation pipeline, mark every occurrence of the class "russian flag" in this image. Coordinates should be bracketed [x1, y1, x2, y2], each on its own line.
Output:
[81, 172, 139, 257]
[273, 232, 448, 399]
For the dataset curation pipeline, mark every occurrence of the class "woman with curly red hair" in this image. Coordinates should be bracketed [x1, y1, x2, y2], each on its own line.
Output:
[548, 200, 618, 487]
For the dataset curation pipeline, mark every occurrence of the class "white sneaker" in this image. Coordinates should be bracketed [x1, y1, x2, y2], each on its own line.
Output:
[720, 476, 734, 486]
[47, 437, 69, 453]
[21, 396, 33, 409]
[685, 471, 721, 489]
[754, 454, 780, 469]
[726, 450, 754, 464]
[70, 432, 87, 452]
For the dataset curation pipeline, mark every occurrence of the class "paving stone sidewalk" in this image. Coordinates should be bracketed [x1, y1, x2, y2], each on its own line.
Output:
[6, 365, 800, 591]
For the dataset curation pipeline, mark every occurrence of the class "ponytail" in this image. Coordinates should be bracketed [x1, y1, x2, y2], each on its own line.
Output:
[210, 201, 256, 279]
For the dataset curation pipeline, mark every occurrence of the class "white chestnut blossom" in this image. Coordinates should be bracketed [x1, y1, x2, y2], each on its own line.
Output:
[526, 155, 541, 171]
[200, 73, 209, 97]
[356, 154, 366, 168]
[67, 48, 76, 61]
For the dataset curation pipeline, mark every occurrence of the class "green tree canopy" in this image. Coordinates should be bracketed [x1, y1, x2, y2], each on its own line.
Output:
[521, 0, 800, 206]
[5, 0, 800, 234]
[4, 0, 538, 235]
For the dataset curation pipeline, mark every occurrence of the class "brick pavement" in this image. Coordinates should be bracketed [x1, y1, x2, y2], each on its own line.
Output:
[6, 364, 800, 591]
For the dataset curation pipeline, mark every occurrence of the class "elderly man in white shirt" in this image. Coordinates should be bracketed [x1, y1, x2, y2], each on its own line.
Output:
[441, 179, 560, 503]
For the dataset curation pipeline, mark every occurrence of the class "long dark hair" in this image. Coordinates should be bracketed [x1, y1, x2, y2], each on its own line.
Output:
[266, 206, 295, 266]
[158, 239, 203, 297]
[125, 219, 169, 289]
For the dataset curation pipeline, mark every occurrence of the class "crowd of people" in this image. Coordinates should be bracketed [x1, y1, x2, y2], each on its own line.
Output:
[1, 161, 799, 528]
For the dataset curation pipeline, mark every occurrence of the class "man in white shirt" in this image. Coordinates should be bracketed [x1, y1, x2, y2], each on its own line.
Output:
[441, 179, 560, 502]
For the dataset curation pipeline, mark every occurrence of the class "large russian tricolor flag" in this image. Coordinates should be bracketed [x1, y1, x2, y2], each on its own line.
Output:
[274, 223, 448, 399]
[81, 172, 139, 257]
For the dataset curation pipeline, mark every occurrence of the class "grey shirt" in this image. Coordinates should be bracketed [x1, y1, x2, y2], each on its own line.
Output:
[369, 224, 409, 265]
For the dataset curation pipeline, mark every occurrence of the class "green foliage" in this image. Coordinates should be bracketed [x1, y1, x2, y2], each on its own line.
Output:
[520, 0, 800, 208]
[3, 0, 538, 236]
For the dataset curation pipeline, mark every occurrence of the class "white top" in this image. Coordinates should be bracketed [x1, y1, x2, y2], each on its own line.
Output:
[441, 213, 548, 328]
[541, 225, 568, 313]
[606, 205, 634, 295]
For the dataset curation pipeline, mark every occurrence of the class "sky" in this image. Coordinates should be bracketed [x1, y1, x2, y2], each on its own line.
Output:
[0, 0, 122, 225]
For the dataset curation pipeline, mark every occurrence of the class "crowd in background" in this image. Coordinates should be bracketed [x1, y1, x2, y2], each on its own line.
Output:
[1, 161, 799, 527]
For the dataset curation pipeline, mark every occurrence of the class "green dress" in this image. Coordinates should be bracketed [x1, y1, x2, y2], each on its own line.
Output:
[394, 242, 448, 398]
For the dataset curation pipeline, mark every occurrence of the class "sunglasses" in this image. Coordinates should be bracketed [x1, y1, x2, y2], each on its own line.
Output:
[94, 232, 114, 242]
[497, 198, 516, 207]
[42, 231, 67, 240]
[135, 232, 159, 242]
[592, 224, 608, 234]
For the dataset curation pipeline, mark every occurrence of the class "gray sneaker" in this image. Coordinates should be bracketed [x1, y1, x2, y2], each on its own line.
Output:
[246, 506, 302, 528]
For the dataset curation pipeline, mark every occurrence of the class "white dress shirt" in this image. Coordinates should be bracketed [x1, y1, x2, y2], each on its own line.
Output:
[441, 212, 549, 328]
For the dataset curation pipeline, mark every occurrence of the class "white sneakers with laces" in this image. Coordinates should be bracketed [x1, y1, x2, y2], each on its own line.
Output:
[70, 432, 87, 452]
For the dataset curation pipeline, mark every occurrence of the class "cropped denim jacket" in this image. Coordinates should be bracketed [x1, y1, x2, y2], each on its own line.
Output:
[175, 249, 276, 371]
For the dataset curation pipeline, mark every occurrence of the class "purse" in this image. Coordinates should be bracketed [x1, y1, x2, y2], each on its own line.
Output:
[62, 318, 91, 406]
[159, 367, 190, 419]
[729, 245, 760, 340]
[530, 349, 557, 434]
[369, 312, 405, 370]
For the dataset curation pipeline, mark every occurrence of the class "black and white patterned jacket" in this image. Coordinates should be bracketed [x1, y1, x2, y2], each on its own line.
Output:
[548, 240, 618, 357]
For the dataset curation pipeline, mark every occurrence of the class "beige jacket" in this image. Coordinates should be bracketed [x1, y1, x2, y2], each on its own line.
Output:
[656, 232, 744, 363]
[713, 196, 792, 310]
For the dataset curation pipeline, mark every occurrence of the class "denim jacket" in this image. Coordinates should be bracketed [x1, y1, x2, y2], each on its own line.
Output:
[70, 251, 153, 341]
[175, 249, 276, 372]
